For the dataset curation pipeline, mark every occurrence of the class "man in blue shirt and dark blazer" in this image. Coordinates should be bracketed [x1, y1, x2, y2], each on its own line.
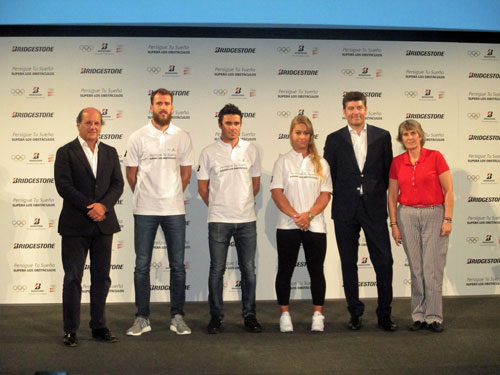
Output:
[54, 107, 124, 346]
[323, 92, 397, 331]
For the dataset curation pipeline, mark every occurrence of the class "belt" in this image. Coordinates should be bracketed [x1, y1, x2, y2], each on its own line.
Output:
[405, 204, 441, 208]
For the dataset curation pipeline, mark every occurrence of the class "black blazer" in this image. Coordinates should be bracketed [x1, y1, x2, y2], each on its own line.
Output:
[54, 138, 124, 236]
[323, 125, 393, 221]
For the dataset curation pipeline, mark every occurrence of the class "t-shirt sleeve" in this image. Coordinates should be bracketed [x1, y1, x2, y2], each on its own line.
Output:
[435, 151, 450, 175]
[320, 158, 333, 193]
[389, 158, 399, 179]
[123, 133, 140, 167]
[250, 145, 261, 178]
[270, 156, 284, 190]
[197, 149, 210, 180]
[179, 132, 195, 166]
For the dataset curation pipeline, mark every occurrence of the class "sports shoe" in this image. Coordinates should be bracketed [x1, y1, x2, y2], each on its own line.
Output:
[126, 317, 151, 336]
[63, 332, 78, 347]
[244, 315, 262, 333]
[311, 311, 325, 332]
[206, 316, 222, 334]
[279, 312, 293, 332]
[170, 314, 192, 335]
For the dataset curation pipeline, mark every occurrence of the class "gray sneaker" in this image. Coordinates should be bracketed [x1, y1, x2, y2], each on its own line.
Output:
[170, 314, 191, 335]
[126, 317, 151, 336]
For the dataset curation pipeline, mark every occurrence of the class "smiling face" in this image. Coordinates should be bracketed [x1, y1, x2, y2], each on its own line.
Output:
[401, 129, 422, 151]
[77, 108, 102, 145]
[343, 100, 367, 130]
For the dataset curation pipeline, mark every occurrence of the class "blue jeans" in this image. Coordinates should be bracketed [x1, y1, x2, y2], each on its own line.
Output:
[134, 214, 186, 318]
[208, 221, 257, 318]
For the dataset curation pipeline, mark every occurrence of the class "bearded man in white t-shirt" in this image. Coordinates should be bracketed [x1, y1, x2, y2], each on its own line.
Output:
[198, 103, 262, 334]
[124, 88, 194, 336]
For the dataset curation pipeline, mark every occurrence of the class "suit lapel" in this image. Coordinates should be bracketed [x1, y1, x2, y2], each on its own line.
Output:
[96, 144, 106, 181]
[70, 138, 95, 179]
[340, 126, 361, 173]
[363, 125, 375, 172]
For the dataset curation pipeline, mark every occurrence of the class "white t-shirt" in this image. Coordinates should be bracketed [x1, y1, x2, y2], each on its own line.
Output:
[124, 121, 194, 215]
[197, 138, 261, 223]
[270, 149, 332, 233]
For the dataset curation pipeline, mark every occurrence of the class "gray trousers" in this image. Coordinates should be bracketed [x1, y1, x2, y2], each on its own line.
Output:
[397, 205, 449, 323]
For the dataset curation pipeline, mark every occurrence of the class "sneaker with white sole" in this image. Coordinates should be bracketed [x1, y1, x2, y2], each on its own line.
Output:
[170, 314, 191, 335]
[311, 311, 325, 332]
[126, 317, 151, 336]
[280, 311, 293, 332]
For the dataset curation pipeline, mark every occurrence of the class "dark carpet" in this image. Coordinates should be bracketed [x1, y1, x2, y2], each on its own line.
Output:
[1, 296, 499, 375]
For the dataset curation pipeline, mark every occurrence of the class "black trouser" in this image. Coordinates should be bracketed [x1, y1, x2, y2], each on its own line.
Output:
[61, 227, 113, 333]
[275, 229, 327, 306]
[334, 200, 393, 319]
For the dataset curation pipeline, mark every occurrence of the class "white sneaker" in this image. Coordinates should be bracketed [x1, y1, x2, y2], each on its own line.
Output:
[280, 312, 293, 332]
[126, 317, 151, 336]
[311, 311, 325, 332]
[170, 314, 192, 335]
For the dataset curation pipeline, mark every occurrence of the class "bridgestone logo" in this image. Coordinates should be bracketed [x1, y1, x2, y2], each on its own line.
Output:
[12, 46, 54, 52]
[12, 112, 54, 118]
[99, 134, 123, 140]
[406, 50, 444, 56]
[170, 90, 190, 96]
[406, 113, 444, 119]
[242, 112, 256, 118]
[12, 178, 55, 184]
[468, 196, 500, 202]
[13, 243, 55, 249]
[80, 68, 123, 74]
[278, 69, 319, 76]
[468, 135, 500, 140]
[364, 92, 382, 97]
[467, 258, 500, 264]
[151, 285, 170, 290]
[215, 47, 256, 53]
[469, 72, 500, 78]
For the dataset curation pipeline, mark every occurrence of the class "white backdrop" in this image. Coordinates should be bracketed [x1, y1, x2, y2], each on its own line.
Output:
[2, 36, 499, 304]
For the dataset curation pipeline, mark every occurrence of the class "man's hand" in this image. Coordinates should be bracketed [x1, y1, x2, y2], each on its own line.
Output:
[87, 203, 107, 222]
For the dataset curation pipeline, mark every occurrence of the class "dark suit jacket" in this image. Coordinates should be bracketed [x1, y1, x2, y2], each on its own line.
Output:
[54, 138, 124, 236]
[323, 124, 393, 221]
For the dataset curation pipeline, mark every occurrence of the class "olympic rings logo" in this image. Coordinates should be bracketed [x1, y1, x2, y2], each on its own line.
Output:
[467, 175, 479, 182]
[146, 67, 161, 74]
[467, 113, 480, 120]
[467, 50, 480, 57]
[213, 89, 228, 96]
[404, 91, 418, 98]
[10, 89, 25, 96]
[277, 111, 291, 118]
[151, 262, 162, 269]
[276, 47, 291, 54]
[12, 220, 27, 227]
[79, 45, 94, 52]
[341, 69, 355, 76]
[12, 285, 27, 292]
[466, 237, 479, 243]
[11, 154, 26, 161]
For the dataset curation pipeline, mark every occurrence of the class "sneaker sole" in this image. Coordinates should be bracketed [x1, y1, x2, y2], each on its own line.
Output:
[280, 327, 293, 333]
[170, 325, 191, 335]
[126, 325, 152, 336]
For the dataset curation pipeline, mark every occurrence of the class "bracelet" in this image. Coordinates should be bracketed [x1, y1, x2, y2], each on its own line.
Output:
[308, 212, 315, 220]
[443, 218, 452, 223]
[390, 222, 398, 226]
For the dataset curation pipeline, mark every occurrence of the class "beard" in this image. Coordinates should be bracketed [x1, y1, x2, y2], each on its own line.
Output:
[152, 111, 172, 126]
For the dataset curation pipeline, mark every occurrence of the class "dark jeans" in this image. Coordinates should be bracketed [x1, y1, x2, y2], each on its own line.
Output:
[62, 228, 113, 333]
[134, 214, 186, 318]
[208, 221, 257, 318]
[275, 229, 327, 306]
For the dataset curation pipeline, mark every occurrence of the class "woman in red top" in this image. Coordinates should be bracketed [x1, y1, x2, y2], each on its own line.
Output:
[388, 119, 453, 333]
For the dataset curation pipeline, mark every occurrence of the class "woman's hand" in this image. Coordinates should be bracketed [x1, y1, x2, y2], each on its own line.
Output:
[441, 221, 452, 236]
[293, 212, 311, 231]
[391, 224, 402, 246]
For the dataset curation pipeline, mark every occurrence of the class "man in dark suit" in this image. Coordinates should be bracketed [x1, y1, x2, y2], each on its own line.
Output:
[323, 91, 397, 331]
[54, 107, 124, 346]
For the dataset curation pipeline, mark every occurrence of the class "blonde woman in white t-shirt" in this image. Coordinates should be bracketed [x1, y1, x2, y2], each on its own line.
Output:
[270, 115, 333, 332]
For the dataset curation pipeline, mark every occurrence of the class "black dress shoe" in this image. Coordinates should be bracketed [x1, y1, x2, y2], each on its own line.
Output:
[63, 332, 78, 347]
[409, 321, 427, 331]
[92, 328, 118, 343]
[244, 315, 262, 333]
[378, 317, 398, 331]
[429, 321, 444, 333]
[206, 316, 222, 334]
[348, 316, 362, 330]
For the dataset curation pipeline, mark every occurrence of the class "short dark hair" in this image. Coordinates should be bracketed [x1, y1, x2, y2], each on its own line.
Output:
[342, 91, 367, 109]
[150, 88, 173, 105]
[218, 103, 242, 125]
[76, 107, 104, 125]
